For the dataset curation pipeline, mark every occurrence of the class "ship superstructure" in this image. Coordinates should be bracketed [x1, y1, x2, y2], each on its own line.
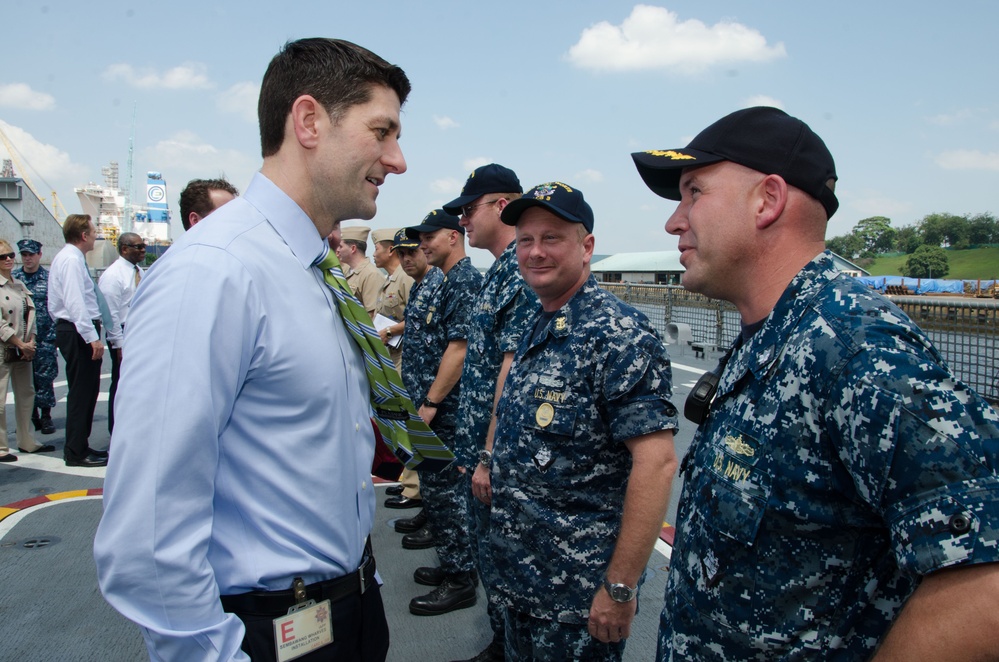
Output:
[74, 161, 171, 245]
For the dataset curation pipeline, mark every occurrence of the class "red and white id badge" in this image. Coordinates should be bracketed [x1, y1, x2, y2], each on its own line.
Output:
[272, 599, 333, 662]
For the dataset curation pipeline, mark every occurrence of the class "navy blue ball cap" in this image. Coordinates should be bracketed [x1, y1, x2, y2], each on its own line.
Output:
[500, 182, 594, 233]
[17, 239, 42, 254]
[405, 209, 464, 241]
[632, 106, 839, 219]
[391, 228, 419, 251]
[442, 164, 522, 215]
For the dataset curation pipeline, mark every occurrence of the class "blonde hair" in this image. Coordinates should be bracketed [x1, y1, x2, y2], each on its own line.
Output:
[0, 239, 12, 254]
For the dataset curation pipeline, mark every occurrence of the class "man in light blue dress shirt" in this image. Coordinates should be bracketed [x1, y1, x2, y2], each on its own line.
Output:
[94, 38, 411, 662]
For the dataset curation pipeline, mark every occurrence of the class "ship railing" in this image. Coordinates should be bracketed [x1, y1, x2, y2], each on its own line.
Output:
[601, 282, 999, 406]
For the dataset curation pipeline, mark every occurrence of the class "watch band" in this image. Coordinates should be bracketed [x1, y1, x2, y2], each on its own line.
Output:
[423, 397, 441, 408]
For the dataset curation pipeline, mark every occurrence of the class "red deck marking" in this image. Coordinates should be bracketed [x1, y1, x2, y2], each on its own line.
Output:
[0, 488, 104, 523]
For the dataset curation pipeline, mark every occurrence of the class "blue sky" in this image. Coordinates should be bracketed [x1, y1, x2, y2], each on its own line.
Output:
[2, 1, 996, 267]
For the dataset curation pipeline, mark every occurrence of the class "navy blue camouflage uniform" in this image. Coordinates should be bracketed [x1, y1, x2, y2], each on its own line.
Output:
[402, 257, 482, 573]
[491, 275, 678, 660]
[455, 241, 539, 636]
[12, 265, 57, 409]
[659, 252, 999, 660]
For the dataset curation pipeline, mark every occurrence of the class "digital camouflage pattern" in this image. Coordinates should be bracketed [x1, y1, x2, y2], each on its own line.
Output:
[455, 242, 539, 635]
[491, 275, 678, 625]
[455, 242, 539, 466]
[659, 251, 999, 661]
[12, 265, 57, 408]
[401, 264, 442, 400]
[401, 257, 482, 573]
[504, 607, 625, 661]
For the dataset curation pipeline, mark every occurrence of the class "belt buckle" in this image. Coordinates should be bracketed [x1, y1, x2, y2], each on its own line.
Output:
[359, 561, 367, 594]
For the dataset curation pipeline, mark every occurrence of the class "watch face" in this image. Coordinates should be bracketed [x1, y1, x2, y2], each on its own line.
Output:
[478, 450, 491, 464]
[607, 583, 635, 602]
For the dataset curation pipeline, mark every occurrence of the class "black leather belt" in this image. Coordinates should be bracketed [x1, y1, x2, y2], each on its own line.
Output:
[220, 554, 376, 617]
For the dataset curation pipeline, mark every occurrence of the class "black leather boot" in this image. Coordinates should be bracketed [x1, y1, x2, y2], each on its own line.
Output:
[39, 408, 55, 435]
[409, 571, 477, 615]
[401, 527, 437, 550]
[395, 508, 428, 534]
[449, 633, 505, 662]
[32, 408, 41, 431]
[414, 565, 479, 587]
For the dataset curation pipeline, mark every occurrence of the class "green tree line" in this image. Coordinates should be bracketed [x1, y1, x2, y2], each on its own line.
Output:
[826, 212, 997, 278]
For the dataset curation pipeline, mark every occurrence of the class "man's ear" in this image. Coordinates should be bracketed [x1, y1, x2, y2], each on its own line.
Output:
[290, 95, 322, 149]
[756, 174, 788, 230]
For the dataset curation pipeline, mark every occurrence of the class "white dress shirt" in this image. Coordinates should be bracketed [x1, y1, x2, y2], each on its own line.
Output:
[98, 256, 143, 348]
[94, 173, 377, 662]
[47, 244, 101, 343]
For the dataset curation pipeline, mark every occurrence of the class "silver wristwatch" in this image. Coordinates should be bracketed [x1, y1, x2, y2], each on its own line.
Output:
[604, 580, 637, 602]
[478, 449, 492, 468]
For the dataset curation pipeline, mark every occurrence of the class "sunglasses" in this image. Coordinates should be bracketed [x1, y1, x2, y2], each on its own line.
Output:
[122, 243, 147, 250]
[460, 198, 502, 218]
[0, 252, 16, 260]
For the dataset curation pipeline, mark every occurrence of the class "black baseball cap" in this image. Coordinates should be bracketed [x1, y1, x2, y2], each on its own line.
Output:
[405, 209, 464, 241]
[442, 164, 522, 215]
[500, 182, 594, 233]
[632, 106, 839, 219]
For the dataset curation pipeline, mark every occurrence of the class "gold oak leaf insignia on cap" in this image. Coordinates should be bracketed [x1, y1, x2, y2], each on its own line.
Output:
[646, 150, 695, 160]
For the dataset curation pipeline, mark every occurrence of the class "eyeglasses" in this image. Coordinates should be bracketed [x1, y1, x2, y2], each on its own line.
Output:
[460, 198, 502, 218]
[123, 243, 147, 250]
[0, 253, 15, 260]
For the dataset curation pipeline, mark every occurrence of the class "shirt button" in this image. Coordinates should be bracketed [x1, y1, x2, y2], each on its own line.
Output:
[949, 513, 971, 534]
[361, 481, 367, 490]
[355, 423, 360, 431]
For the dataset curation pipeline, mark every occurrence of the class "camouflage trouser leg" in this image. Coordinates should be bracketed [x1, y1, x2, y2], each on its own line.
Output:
[503, 609, 625, 662]
[31, 343, 58, 409]
[466, 472, 504, 636]
[419, 464, 474, 574]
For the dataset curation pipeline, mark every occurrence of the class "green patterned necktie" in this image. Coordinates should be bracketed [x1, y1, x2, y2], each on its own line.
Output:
[316, 249, 454, 471]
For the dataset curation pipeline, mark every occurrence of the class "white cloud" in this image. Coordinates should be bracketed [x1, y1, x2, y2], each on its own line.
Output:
[217, 82, 259, 123]
[926, 109, 974, 126]
[849, 191, 912, 218]
[744, 95, 784, 110]
[103, 62, 213, 90]
[462, 157, 491, 172]
[431, 177, 461, 193]
[574, 169, 604, 183]
[142, 130, 257, 193]
[0, 120, 87, 187]
[0, 83, 55, 111]
[935, 149, 999, 171]
[566, 5, 786, 73]
[433, 115, 459, 130]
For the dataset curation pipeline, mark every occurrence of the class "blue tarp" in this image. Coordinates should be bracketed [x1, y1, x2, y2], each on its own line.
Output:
[856, 276, 996, 295]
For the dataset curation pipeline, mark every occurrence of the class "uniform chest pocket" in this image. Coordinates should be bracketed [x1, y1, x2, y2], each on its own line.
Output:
[703, 443, 771, 546]
[523, 402, 576, 475]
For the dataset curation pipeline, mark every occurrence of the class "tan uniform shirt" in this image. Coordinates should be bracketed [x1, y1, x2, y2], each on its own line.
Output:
[375, 265, 414, 372]
[344, 259, 383, 320]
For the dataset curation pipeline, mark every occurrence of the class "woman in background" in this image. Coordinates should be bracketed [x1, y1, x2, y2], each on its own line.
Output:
[0, 239, 53, 462]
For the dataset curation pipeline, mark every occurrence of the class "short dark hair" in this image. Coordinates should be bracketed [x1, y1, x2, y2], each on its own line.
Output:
[63, 214, 92, 243]
[343, 239, 367, 255]
[117, 232, 142, 254]
[258, 38, 411, 158]
[179, 178, 239, 230]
